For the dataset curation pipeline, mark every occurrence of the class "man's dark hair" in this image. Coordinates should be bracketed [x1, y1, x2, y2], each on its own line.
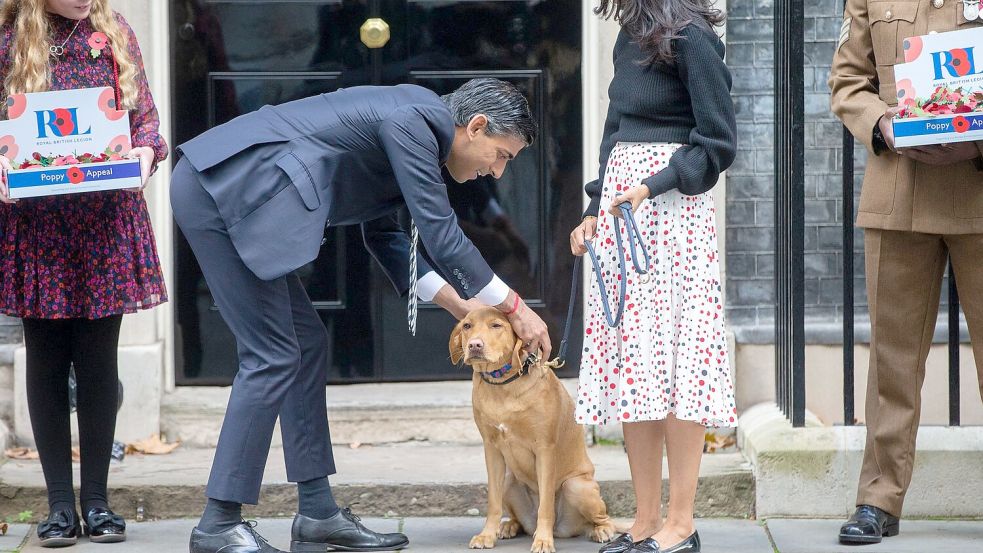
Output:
[441, 78, 538, 145]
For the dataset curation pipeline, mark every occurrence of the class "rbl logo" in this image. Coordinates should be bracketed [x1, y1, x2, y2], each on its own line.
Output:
[932, 47, 980, 79]
[34, 107, 92, 139]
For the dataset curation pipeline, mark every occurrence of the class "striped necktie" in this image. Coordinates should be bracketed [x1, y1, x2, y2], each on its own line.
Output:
[407, 220, 419, 336]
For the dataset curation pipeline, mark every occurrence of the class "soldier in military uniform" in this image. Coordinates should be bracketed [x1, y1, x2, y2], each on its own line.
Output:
[830, 0, 983, 545]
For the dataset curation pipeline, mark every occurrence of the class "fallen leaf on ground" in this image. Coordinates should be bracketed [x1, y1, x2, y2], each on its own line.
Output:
[704, 432, 737, 453]
[125, 433, 180, 455]
[349, 442, 362, 449]
[1, 521, 8, 535]
[4, 447, 39, 460]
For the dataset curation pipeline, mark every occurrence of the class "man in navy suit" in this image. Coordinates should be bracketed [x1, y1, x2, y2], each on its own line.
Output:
[171, 78, 550, 553]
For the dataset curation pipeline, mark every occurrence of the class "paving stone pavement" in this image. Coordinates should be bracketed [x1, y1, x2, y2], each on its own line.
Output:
[2, 517, 982, 553]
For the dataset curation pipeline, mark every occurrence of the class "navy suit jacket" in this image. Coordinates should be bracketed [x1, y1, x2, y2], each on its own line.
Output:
[177, 84, 493, 298]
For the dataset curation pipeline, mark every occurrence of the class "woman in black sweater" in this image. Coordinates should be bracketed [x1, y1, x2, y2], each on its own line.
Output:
[569, 2, 737, 553]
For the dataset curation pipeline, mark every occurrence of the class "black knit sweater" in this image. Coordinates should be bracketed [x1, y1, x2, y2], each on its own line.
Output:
[584, 24, 737, 218]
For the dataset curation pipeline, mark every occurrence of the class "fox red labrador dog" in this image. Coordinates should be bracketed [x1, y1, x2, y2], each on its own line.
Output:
[450, 307, 618, 553]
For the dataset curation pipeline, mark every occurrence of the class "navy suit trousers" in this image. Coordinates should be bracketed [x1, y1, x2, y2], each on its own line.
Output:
[170, 158, 336, 504]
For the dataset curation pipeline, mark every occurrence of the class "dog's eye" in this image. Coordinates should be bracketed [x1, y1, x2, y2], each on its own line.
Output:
[491, 323, 503, 329]
[463, 323, 472, 330]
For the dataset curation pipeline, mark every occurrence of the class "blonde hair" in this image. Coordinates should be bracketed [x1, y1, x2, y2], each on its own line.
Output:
[1, 0, 139, 110]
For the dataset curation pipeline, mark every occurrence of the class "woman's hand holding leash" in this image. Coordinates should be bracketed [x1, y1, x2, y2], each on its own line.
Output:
[609, 184, 650, 216]
[570, 215, 597, 256]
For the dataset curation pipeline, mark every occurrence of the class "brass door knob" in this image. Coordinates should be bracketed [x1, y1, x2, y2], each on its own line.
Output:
[360, 18, 390, 49]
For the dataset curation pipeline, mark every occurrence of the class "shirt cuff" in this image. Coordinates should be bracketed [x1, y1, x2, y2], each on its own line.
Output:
[476, 275, 509, 306]
[416, 271, 448, 302]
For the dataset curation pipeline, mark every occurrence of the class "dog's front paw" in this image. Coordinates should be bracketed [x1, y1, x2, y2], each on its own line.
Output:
[530, 532, 555, 553]
[470, 532, 497, 549]
[498, 519, 522, 539]
[589, 522, 617, 543]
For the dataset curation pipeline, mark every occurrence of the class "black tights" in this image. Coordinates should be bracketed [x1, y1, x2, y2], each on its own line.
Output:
[22, 316, 123, 515]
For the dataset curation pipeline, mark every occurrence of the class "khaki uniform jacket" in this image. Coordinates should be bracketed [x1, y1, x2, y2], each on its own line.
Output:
[830, 0, 983, 233]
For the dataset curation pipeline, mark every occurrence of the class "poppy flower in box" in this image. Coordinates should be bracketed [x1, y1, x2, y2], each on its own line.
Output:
[66, 167, 85, 184]
[106, 135, 131, 156]
[88, 32, 108, 59]
[97, 87, 125, 121]
[4, 93, 26, 119]
[903, 36, 923, 63]
[953, 115, 970, 134]
[0, 135, 19, 162]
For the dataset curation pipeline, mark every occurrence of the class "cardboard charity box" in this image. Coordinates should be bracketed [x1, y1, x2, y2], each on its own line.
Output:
[0, 86, 141, 199]
[892, 26, 983, 148]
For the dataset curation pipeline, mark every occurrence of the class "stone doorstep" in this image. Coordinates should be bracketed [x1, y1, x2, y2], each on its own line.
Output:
[738, 402, 983, 518]
[0, 445, 754, 522]
[161, 380, 592, 447]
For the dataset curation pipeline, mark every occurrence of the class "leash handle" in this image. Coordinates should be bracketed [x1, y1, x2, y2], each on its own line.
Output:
[546, 202, 651, 369]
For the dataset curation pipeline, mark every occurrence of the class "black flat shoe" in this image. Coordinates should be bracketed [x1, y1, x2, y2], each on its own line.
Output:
[83, 507, 126, 543]
[628, 531, 700, 553]
[290, 507, 408, 552]
[599, 532, 636, 553]
[190, 521, 285, 553]
[37, 509, 81, 548]
[839, 504, 900, 545]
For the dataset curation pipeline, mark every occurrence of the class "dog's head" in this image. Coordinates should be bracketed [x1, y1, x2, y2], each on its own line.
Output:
[449, 307, 524, 373]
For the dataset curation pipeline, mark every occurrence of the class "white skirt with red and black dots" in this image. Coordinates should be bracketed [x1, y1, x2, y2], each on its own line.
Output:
[575, 142, 737, 428]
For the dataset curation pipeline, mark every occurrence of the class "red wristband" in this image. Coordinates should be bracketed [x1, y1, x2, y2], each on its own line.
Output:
[504, 293, 521, 316]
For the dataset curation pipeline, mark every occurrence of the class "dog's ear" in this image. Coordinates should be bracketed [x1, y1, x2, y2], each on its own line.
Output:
[449, 320, 465, 365]
[510, 334, 525, 372]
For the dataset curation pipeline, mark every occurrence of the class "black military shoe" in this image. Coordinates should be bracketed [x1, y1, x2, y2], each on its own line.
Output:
[839, 505, 900, 545]
[189, 520, 286, 553]
[599, 532, 636, 553]
[37, 509, 82, 548]
[290, 507, 408, 552]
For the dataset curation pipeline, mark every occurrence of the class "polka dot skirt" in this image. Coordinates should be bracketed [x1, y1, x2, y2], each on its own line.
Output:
[576, 142, 737, 428]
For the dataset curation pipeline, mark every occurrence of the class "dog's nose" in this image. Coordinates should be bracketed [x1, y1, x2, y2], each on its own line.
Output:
[467, 339, 484, 353]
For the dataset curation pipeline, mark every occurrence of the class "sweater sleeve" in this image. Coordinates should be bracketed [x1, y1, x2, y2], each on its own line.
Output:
[583, 39, 623, 219]
[642, 26, 737, 198]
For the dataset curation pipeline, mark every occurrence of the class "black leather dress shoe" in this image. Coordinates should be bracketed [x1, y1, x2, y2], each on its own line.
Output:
[189, 521, 286, 553]
[83, 507, 126, 543]
[290, 507, 409, 552]
[839, 505, 900, 545]
[38, 509, 82, 548]
[599, 532, 636, 553]
[628, 532, 700, 553]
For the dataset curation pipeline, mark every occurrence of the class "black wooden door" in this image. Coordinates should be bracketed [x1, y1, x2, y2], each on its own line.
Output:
[170, 0, 582, 384]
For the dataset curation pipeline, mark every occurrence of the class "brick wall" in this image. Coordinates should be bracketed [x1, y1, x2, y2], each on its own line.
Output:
[725, 0, 874, 343]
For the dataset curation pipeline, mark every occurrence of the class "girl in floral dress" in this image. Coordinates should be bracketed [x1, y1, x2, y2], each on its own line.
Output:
[569, 1, 737, 552]
[0, 0, 167, 546]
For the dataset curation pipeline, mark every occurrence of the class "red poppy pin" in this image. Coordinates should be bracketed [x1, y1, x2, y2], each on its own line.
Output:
[67, 167, 85, 184]
[88, 32, 108, 59]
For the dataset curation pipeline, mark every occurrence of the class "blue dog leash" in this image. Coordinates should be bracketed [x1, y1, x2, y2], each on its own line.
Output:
[551, 202, 650, 368]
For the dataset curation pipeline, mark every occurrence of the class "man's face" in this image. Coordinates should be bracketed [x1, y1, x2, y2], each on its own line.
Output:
[445, 115, 527, 183]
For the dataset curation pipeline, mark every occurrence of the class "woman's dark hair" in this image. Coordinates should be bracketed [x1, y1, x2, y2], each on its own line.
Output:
[595, 0, 725, 66]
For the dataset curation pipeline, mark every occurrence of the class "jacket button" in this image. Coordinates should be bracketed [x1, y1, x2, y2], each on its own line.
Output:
[932, 0, 943, 8]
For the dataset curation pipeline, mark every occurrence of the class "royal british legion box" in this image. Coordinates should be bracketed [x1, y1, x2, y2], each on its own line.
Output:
[0, 87, 142, 199]
[892, 26, 983, 147]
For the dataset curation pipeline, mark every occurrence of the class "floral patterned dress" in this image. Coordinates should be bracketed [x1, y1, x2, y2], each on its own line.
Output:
[0, 12, 168, 319]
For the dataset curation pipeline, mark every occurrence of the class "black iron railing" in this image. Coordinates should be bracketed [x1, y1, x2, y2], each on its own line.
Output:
[774, 0, 806, 427]
[778, 0, 963, 428]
